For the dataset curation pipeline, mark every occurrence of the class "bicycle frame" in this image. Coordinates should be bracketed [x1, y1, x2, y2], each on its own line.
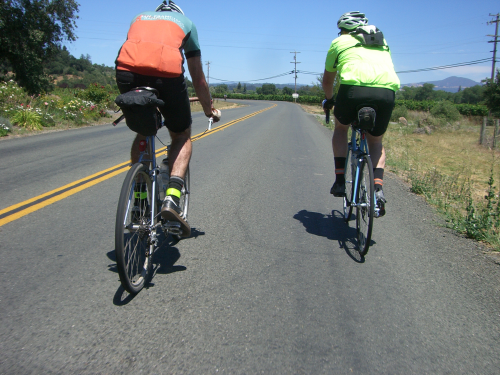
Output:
[349, 128, 370, 209]
[136, 135, 160, 229]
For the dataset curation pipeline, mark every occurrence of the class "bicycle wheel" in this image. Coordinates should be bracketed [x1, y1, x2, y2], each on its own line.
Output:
[343, 144, 354, 222]
[356, 155, 374, 256]
[115, 163, 156, 294]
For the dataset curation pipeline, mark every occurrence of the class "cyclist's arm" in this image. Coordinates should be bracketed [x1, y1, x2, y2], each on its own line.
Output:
[187, 56, 214, 117]
[322, 69, 337, 100]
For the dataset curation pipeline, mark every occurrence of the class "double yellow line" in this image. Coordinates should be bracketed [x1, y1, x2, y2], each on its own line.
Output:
[0, 104, 277, 227]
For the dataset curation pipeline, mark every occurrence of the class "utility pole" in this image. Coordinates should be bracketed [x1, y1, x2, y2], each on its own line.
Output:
[290, 51, 301, 102]
[205, 61, 211, 86]
[487, 13, 499, 82]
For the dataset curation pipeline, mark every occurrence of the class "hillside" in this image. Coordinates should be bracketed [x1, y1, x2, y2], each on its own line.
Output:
[401, 76, 482, 92]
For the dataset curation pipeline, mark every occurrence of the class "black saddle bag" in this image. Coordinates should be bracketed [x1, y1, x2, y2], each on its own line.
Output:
[115, 90, 164, 136]
[355, 107, 376, 131]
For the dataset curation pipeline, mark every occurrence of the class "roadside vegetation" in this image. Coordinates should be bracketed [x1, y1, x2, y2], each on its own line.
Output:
[308, 74, 500, 251]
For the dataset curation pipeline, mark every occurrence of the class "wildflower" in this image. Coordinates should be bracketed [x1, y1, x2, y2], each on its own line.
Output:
[44, 102, 48, 106]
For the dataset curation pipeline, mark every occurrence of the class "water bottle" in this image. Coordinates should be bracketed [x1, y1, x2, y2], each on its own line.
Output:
[158, 158, 169, 201]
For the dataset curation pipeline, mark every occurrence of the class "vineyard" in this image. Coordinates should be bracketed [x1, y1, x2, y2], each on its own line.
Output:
[213, 93, 490, 117]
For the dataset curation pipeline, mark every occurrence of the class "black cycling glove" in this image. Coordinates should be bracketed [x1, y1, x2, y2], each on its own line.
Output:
[322, 97, 335, 110]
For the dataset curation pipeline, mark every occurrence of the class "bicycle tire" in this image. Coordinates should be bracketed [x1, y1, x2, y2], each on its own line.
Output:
[343, 144, 354, 222]
[115, 163, 156, 294]
[356, 155, 374, 256]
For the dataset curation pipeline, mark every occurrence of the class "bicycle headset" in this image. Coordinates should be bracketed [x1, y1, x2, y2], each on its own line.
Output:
[155, 0, 184, 15]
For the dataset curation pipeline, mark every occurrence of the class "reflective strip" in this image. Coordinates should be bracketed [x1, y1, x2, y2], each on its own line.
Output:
[166, 188, 181, 198]
[335, 169, 345, 174]
[134, 191, 148, 199]
[374, 178, 384, 185]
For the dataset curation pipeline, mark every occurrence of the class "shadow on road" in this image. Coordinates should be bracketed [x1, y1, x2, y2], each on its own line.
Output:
[293, 209, 374, 263]
[109, 227, 205, 304]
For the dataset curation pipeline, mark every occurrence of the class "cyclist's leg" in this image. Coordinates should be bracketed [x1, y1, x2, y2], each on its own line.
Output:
[331, 85, 357, 196]
[158, 76, 192, 236]
[168, 127, 191, 180]
[331, 117, 350, 195]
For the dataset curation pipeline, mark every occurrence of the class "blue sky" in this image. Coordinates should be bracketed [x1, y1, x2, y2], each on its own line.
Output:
[66, 0, 499, 86]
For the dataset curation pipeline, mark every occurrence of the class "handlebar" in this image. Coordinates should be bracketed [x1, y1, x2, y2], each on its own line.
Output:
[113, 114, 125, 126]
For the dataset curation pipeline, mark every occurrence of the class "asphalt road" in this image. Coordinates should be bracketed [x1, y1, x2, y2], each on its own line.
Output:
[1, 100, 499, 374]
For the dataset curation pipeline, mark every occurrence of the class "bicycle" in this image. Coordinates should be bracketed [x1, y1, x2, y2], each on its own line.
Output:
[325, 107, 380, 256]
[112, 86, 190, 294]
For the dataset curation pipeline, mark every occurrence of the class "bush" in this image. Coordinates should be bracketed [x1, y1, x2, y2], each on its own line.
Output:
[12, 109, 42, 130]
[0, 116, 12, 136]
[391, 105, 408, 122]
[430, 101, 461, 122]
[75, 83, 110, 104]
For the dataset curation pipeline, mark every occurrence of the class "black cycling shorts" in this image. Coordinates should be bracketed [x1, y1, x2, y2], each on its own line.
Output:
[334, 84, 395, 137]
[116, 70, 191, 134]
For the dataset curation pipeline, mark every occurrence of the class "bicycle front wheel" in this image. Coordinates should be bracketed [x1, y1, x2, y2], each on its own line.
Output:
[115, 163, 156, 294]
[356, 155, 374, 256]
[343, 144, 354, 222]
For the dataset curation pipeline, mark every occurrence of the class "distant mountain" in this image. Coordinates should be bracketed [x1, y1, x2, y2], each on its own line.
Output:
[401, 76, 482, 93]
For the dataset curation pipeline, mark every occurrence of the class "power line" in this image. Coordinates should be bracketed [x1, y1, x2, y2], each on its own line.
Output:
[210, 71, 294, 83]
[395, 58, 493, 74]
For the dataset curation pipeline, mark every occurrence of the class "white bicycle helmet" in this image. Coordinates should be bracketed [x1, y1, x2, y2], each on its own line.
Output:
[337, 11, 368, 31]
[155, 0, 184, 15]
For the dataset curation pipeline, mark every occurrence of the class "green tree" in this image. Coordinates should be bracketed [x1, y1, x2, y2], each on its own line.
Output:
[461, 85, 485, 104]
[414, 83, 436, 101]
[243, 83, 247, 94]
[261, 83, 277, 95]
[0, 0, 80, 94]
[483, 70, 500, 115]
[282, 86, 293, 95]
[215, 84, 228, 94]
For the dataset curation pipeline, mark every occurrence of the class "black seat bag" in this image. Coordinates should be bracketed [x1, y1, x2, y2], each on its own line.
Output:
[115, 90, 165, 136]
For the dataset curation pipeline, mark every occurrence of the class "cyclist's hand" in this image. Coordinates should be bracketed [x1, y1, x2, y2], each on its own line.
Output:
[322, 97, 335, 111]
[211, 108, 221, 122]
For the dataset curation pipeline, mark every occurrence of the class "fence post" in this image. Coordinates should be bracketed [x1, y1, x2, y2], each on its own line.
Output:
[495, 119, 500, 149]
[480, 116, 487, 145]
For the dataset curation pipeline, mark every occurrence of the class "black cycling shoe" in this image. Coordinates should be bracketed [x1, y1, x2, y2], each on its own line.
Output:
[375, 189, 386, 217]
[330, 181, 346, 197]
[161, 196, 191, 237]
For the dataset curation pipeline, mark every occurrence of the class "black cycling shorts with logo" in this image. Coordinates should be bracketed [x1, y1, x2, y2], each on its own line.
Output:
[333, 84, 395, 137]
[116, 70, 191, 134]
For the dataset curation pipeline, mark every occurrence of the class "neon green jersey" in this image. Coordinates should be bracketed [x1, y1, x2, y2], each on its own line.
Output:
[325, 34, 400, 92]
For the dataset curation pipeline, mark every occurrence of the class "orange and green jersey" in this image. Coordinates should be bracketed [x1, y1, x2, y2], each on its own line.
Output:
[325, 34, 400, 92]
[116, 11, 201, 78]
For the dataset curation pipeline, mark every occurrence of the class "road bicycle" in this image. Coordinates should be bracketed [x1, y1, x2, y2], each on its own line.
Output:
[326, 107, 380, 256]
[112, 87, 190, 294]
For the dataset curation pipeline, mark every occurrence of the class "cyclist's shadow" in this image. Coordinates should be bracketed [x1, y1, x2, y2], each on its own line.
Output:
[108, 227, 205, 305]
[293, 209, 371, 263]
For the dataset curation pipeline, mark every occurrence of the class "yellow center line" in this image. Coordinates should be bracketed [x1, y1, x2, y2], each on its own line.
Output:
[0, 103, 277, 227]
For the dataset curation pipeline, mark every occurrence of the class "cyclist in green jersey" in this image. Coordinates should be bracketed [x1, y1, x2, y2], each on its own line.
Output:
[322, 11, 400, 216]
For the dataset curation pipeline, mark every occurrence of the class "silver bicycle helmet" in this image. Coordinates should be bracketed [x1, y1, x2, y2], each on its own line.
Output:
[337, 11, 368, 31]
[155, 0, 184, 15]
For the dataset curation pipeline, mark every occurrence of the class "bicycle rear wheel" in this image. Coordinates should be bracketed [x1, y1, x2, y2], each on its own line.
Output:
[115, 163, 156, 294]
[343, 144, 354, 222]
[356, 155, 374, 256]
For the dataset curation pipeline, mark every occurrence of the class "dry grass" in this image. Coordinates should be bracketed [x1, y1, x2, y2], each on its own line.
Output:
[384, 118, 499, 200]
